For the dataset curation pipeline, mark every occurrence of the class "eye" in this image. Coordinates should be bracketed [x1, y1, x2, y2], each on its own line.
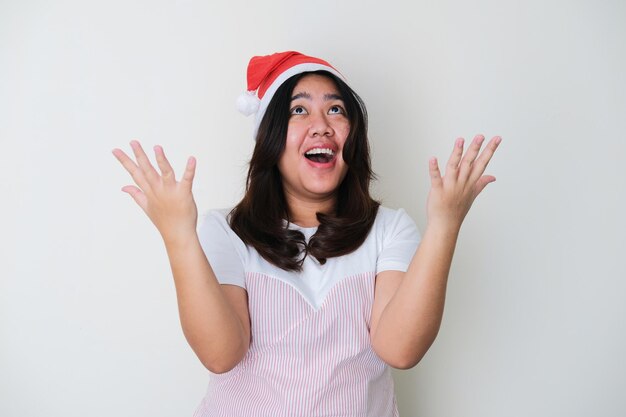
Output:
[328, 105, 345, 115]
[290, 106, 308, 115]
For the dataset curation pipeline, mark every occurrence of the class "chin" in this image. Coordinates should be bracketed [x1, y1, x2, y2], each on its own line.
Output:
[303, 182, 341, 198]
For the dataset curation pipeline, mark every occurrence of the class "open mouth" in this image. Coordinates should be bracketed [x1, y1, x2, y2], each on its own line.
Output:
[304, 148, 335, 164]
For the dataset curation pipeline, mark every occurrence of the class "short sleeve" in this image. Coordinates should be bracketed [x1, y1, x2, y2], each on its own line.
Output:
[376, 208, 421, 274]
[197, 210, 247, 288]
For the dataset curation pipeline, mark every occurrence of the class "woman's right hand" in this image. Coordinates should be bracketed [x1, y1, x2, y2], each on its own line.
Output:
[112, 140, 198, 245]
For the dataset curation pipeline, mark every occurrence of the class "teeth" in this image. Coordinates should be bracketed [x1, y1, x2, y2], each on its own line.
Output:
[305, 148, 335, 156]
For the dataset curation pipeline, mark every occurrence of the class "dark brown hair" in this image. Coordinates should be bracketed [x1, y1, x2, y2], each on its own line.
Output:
[229, 71, 379, 271]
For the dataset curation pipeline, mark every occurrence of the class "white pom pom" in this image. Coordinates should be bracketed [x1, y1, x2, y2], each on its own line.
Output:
[236, 91, 260, 116]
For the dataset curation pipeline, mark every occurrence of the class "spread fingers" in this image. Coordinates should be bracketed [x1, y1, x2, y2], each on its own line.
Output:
[130, 140, 160, 183]
[458, 134, 485, 180]
[112, 148, 151, 191]
[468, 136, 502, 185]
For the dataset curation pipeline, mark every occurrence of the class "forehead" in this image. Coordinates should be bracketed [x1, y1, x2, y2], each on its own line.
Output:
[292, 74, 340, 95]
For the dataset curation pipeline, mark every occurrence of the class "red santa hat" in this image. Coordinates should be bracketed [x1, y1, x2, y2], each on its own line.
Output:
[236, 51, 345, 138]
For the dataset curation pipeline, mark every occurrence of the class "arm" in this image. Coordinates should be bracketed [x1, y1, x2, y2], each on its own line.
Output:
[370, 134, 501, 369]
[164, 235, 251, 374]
[113, 140, 250, 373]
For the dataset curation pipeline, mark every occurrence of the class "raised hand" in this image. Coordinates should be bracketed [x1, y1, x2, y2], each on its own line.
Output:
[112, 140, 198, 244]
[427, 134, 501, 230]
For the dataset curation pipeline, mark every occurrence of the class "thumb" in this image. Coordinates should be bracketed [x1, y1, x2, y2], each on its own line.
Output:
[121, 185, 149, 211]
[472, 175, 496, 199]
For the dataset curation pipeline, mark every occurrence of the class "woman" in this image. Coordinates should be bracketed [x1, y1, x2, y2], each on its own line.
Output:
[113, 51, 501, 416]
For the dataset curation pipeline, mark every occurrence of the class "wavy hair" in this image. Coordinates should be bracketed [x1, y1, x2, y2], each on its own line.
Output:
[229, 71, 379, 272]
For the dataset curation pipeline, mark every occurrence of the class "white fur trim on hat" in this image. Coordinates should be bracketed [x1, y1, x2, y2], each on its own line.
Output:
[236, 91, 260, 116]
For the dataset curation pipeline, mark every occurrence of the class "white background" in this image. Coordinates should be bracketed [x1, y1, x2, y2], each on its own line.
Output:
[2, 0, 625, 416]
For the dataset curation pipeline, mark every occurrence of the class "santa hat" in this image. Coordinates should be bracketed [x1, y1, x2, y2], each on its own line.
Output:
[236, 51, 345, 139]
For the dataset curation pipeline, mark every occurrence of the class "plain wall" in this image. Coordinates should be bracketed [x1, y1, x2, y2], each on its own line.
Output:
[2, 0, 625, 416]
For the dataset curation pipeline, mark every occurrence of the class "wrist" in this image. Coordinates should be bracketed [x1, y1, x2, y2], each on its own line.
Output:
[423, 218, 462, 241]
[161, 227, 199, 250]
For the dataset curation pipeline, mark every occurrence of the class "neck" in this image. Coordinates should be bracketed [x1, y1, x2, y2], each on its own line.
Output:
[284, 192, 336, 228]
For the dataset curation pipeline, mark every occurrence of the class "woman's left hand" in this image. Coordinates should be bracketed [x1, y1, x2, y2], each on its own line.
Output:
[426, 134, 501, 231]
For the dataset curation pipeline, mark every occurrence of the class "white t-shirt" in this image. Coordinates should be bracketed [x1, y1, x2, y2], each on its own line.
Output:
[194, 206, 420, 417]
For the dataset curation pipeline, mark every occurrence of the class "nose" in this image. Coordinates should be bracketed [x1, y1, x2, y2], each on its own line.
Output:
[308, 112, 334, 137]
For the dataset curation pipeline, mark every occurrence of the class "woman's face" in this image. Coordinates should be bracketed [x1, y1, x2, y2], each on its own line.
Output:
[277, 74, 350, 205]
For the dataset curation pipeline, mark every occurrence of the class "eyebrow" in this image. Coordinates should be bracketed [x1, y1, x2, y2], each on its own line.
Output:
[290, 92, 344, 101]
[291, 92, 311, 101]
[324, 93, 343, 101]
